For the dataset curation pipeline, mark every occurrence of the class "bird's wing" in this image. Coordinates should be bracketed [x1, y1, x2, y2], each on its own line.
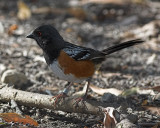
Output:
[63, 43, 105, 63]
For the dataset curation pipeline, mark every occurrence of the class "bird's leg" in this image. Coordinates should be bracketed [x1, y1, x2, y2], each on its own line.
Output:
[73, 79, 91, 108]
[51, 82, 72, 106]
[83, 80, 90, 98]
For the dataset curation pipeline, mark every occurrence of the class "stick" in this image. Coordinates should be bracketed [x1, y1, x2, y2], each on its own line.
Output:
[0, 85, 139, 127]
[0, 85, 104, 115]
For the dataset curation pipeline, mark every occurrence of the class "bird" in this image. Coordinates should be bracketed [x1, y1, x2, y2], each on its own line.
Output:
[26, 25, 143, 106]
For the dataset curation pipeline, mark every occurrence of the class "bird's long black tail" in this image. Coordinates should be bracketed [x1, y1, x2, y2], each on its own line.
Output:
[102, 39, 144, 55]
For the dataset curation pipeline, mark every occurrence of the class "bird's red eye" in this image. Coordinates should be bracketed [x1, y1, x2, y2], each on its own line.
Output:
[38, 32, 42, 36]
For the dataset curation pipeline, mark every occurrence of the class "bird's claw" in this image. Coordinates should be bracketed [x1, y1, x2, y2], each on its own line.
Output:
[50, 93, 67, 107]
[73, 97, 88, 110]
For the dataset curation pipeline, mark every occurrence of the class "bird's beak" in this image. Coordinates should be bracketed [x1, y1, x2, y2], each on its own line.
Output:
[26, 33, 34, 39]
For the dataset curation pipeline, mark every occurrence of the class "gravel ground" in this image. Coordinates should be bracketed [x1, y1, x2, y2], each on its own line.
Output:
[0, 0, 160, 127]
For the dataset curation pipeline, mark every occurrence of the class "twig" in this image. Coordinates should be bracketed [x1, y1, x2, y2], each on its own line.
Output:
[0, 85, 141, 127]
[0, 86, 105, 115]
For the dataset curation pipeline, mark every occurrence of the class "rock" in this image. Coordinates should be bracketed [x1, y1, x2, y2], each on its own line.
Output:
[155, 92, 160, 99]
[154, 93, 160, 101]
[57, 110, 66, 115]
[0, 64, 6, 75]
[120, 15, 138, 26]
[116, 119, 137, 128]
[127, 114, 138, 123]
[1, 69, 29, 89]
[35, 71, 46, 82]
[101, 93, 117, 102]
[0, 22, 4, 33]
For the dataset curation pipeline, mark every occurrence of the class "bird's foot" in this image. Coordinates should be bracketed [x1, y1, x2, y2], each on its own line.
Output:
[51, 93, 68, 107]
[73, 96, 88, 109]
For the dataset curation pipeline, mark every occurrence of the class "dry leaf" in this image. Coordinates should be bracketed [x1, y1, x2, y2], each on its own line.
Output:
[71, 0, 146, 7]
[0, 113, 38, 126]
[138, 89, 155, 95]
[81, 0, 127, 5]
[73, 83, 88, 97]
[143, 106, 160, 116]
[146, 54, 156, 65]
[102, 72, 132, 79]
[17, 0, 31, 20]
[32, 7, 65, 14]
[132, 0, 146, 4]
[0, 22, 4, 33]
[65, 28, 74, 33]
[148, 86, 160, 92]
[152, 124, 158, 128]
[8, 24, 18, 35]
[32, 7, 53, 14]
[151, 123, 160, 128]
[103, 107, 120, 128]
[121, 87, 139, 96]
[141, 100, 148, 106]
[67, 7, 86, 20]
[11, 43, 20, 48]
[122, 87, 155, 97]
[33, 55, 45, 62]
[89, 84, 122, 96]
[41, 86, 59, 92]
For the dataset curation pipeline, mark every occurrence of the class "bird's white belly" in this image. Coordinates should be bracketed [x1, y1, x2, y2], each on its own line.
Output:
[49, 61, 85, 83]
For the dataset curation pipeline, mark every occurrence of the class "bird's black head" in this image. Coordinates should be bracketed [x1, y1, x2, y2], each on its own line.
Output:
[26, 25, 65, 51]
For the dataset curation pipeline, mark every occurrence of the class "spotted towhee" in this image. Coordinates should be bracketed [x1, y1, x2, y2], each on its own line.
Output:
[27, 25, 143, 105]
